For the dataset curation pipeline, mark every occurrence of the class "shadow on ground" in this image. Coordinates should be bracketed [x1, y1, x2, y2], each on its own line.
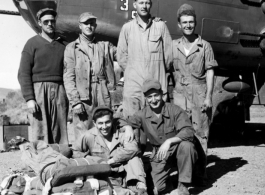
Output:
[190, 155, 248, 194]
[209, 122, 265, 148]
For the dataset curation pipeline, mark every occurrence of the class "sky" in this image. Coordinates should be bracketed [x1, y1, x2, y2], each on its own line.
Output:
[0, 0, 35, 89]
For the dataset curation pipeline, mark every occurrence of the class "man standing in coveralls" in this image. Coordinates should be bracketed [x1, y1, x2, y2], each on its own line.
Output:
[64, 12, 116, 139]
[172, 4, 218, 155]
[117, 0, 172, 119]
[18, 8, 69, 144]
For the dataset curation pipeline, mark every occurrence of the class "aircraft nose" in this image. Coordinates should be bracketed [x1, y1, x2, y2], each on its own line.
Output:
[13, 0, 57, 34]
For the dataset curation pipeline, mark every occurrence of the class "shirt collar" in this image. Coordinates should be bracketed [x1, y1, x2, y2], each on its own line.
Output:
[75, 35, 96, 45]
[145, 102, 169, 119]
[175, 35, 203, 57]
[176, 34, 203, 48]
[135, 15, 153, 29]
[40, 33, 61, 42]
[79, 34, 96, 44]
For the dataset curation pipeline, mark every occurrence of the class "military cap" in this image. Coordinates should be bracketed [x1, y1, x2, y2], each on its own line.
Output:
[177, 4, 196, 19]
[79, 12, 97, 22]
[36, 8, 57, 20]
[142, 78, 161, 94]
[92, 106, 113, 119]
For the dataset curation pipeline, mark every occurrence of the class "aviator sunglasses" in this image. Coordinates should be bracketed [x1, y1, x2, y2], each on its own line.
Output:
[42, 19, 56, 25]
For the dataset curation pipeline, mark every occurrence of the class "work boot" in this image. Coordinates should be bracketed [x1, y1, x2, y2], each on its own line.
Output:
[169, 182, 190, 195]
[128, 181, 148, 195]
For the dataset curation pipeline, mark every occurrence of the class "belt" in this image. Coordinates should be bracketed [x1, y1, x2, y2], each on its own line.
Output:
[91, 75, 106, 83]
[180, 76, 206, 85]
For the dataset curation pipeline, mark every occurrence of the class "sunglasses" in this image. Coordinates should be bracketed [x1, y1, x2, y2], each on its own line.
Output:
[42, 19, 56, 25]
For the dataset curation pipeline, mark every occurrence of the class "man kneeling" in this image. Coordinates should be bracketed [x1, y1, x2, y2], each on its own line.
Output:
[72, 106, 147, 195]
[126, 79, 198, 195]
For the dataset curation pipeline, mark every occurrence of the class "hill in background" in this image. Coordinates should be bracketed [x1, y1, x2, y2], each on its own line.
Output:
[0, 89, 28, 124]
[0, 88, 14, 101]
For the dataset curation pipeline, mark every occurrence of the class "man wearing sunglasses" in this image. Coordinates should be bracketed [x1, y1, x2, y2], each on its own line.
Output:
[64, 12, 116, 140]
[18, 8, 69, 144]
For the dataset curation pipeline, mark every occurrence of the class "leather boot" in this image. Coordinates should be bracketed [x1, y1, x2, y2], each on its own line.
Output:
[177, 182, 190, 195]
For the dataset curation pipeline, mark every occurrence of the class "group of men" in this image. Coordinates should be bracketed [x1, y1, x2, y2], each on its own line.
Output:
[18, 0, 218, 195]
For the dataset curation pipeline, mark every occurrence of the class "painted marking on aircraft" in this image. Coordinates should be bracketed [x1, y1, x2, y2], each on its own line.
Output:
[120, 0, 129, 11]
[132, 11, 137, 18]
[119, 0, 137, 19]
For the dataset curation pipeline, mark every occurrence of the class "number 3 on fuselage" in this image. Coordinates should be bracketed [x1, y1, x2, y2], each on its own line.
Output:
[119, 0, 137, 18]
[120, 0, 129, 11]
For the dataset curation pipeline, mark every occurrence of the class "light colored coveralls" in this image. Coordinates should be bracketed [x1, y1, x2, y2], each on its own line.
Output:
[117, 17, 172, 118]
[172, 36, 218, 152]
[64, 36, 116, 139]
[72, 119, 146, 195]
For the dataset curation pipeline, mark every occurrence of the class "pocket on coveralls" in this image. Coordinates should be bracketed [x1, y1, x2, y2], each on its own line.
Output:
[148, 35, 162, 53]
[164, 126, 176, 139]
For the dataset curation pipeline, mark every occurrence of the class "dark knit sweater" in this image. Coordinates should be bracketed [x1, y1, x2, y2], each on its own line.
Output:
[18, 35, 67, 101]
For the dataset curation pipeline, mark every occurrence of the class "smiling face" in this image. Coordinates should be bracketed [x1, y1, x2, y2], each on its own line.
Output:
[145, 89, 163, 109]
[178, 15, 196, 36]
[93, 115, 113, 138]
[79, 18, 97, 38]
[133, 0, 152, 18]
[38, 14, 56, 34]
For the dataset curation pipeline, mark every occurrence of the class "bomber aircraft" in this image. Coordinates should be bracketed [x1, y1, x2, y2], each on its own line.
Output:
[1, 0, 265, 133]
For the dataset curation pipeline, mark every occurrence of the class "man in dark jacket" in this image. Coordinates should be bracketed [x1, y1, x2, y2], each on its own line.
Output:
[18, 8, 68, 144]
[64, 12, 116, 140]
[72, 106, 147, 195]
[126, 78, 198, 195]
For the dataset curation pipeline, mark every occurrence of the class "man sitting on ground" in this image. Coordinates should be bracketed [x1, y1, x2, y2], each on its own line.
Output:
[72, 106, 147, 195]
[126, 78, 198, 195]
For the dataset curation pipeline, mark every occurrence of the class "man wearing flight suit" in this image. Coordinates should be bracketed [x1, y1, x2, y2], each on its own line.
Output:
[72, 106, 147, 195]
[126, 79, 198, 195]
[64, 12, 116, 139]
[18, 8, 69, 144]
[117, 0, 172, 118]
[172, 4, 218, 154]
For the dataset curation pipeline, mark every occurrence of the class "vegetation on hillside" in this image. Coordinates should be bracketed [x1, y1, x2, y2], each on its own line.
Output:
[0, 90, 28, 124]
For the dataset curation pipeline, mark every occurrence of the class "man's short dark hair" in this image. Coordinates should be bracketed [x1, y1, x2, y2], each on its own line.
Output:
[177, 10, 196, 22]
[93, 110, 113, 122]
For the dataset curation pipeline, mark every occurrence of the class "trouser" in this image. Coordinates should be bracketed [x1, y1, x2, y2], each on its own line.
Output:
[124, 156, 146, 184]
[122, 96, 144, 119]
[150, 141, 197, 194]
[73, 80, 111, 140]
[29, 82, 69, 144]
[173, 84, 211, 154]
[109, 156, 146, 187]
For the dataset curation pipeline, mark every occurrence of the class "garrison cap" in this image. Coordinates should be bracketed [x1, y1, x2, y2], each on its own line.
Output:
[36, 8, 57, 20]
[142, 78, 161, 94]
[92, 106, 113, 119]
[79, 12, 97, 22]
[177, 4, 196, 19]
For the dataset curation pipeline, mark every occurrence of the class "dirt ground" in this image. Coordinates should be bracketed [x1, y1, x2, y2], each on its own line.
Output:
[0, 106, 265, 195]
